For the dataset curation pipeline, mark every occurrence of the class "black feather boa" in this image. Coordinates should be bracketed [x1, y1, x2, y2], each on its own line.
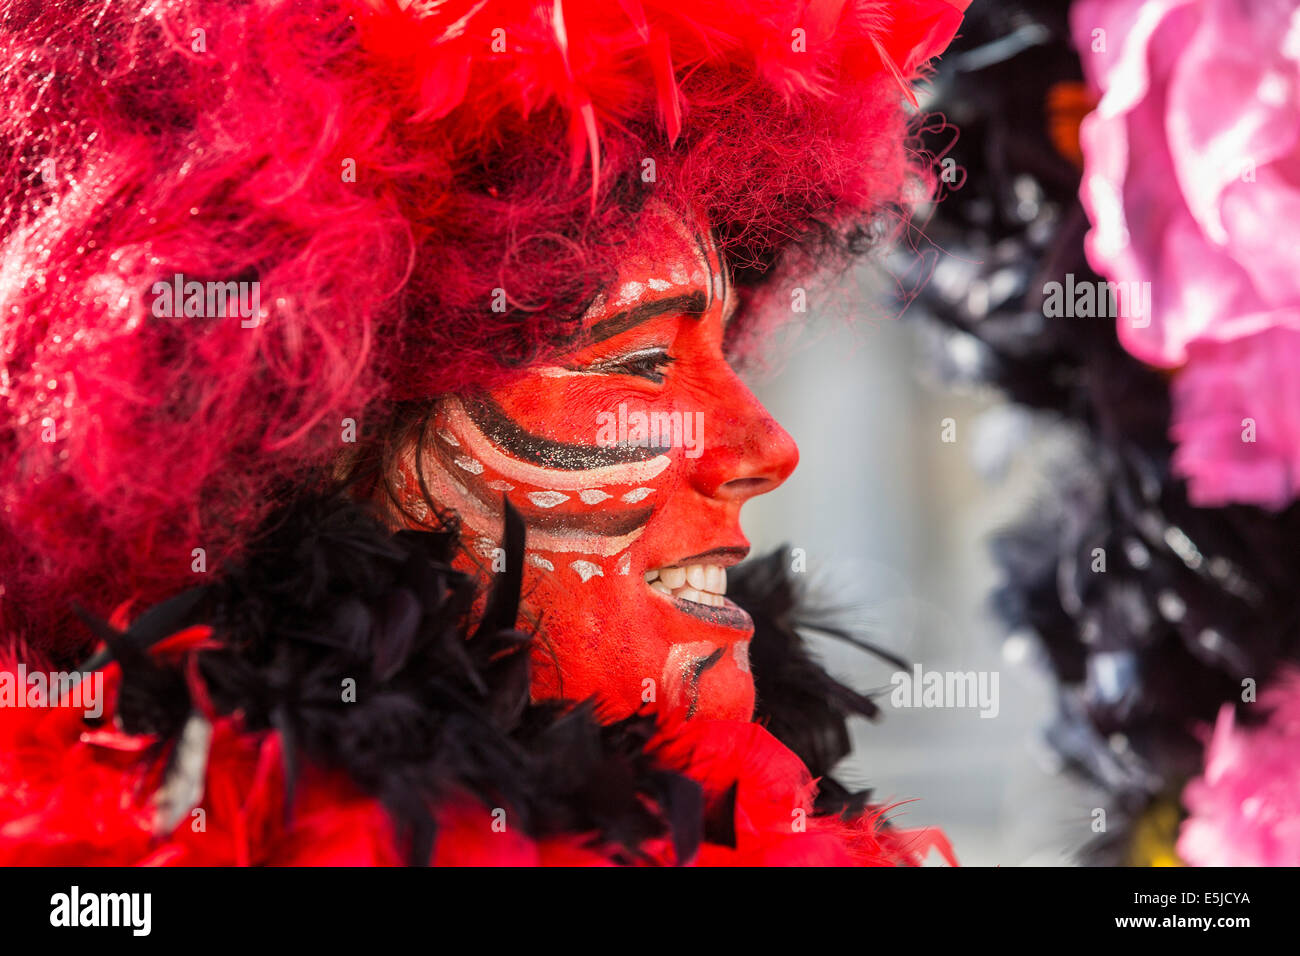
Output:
[75, 492, 886, 864]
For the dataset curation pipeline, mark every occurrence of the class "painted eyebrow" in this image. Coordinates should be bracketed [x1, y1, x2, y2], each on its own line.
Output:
[585, 290, 709, 344]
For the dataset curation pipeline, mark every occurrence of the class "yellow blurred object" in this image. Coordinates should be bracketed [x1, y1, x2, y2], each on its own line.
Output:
[1128, 796, 1186, 867]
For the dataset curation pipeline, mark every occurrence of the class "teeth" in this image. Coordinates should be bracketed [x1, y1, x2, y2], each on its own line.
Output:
[643, 562, 730, 608]
[711, 566, 726, 593]
[659, 567, 687, 590]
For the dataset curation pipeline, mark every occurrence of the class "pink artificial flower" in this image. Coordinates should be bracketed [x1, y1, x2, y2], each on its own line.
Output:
[1170, 327, 1300, 510]
[1072, 0, 1300, 508]
[1179, 668, 1300, 866]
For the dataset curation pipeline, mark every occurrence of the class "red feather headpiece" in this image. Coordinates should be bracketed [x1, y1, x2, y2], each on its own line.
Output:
[0, 0, 965, 653]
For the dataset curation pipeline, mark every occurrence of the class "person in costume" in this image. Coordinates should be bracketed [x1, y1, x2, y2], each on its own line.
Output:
[0, 0, 967, 865]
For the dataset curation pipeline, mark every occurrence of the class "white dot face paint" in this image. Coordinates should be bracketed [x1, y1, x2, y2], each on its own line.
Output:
[526, 491, 570, 508]
[612, 281, 645, 307]
[570, 560, 604, 583]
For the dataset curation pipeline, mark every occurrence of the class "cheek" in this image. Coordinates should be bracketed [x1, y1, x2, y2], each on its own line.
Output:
[492, 383, 597, 443]
[411, 394, 684, 579]
[478, 376, 704, 544]
[491, 375, 670, 445]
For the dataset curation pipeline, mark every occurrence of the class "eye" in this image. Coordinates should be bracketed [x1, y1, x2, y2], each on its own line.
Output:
[582, 347, 676, 383]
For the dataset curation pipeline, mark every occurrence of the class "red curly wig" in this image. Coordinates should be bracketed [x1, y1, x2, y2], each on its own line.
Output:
[0, 0, 965, 656]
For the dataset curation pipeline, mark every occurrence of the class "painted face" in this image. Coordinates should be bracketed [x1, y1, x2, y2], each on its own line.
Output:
[399, 208, 798, 721]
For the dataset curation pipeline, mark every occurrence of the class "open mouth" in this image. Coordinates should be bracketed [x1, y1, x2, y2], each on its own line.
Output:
[644, 557, 753, 631]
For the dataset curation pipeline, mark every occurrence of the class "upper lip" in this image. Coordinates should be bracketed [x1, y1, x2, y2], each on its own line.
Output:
[652, 546, 750, 569]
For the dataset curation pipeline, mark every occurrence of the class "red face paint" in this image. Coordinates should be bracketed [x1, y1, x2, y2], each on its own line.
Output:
[403, 208, 798, 720]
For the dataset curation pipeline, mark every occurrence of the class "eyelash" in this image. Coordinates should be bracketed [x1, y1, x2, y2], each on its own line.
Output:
[582, 347, 676, 383]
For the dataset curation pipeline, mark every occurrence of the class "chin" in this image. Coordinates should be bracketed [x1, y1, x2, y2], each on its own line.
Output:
[666, 649, 756, 721]
[525, 567, 757, 722]
[650, 589, 756, 721]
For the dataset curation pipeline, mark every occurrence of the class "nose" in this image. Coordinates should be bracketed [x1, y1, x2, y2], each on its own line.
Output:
[688, 371, 799, 503]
